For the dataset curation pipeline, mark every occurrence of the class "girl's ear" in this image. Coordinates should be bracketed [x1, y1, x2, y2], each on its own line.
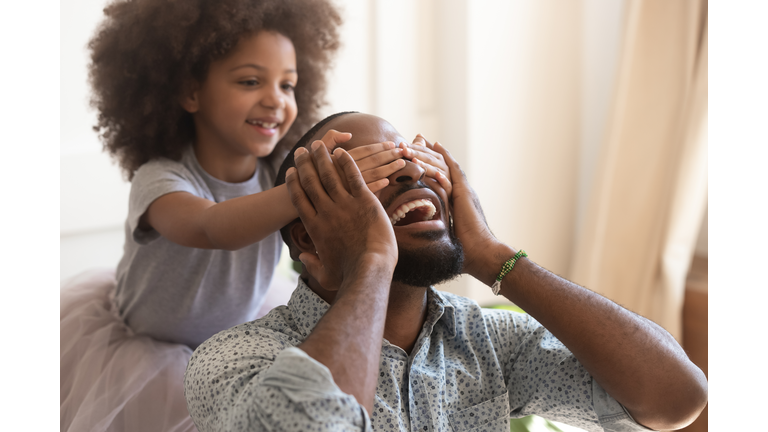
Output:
[179, 81, 200, 113]
[289, 222, 316, 260]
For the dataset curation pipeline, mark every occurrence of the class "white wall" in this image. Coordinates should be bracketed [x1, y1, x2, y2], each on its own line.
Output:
[62, 1, 681, 308]
[61, 0, 130, 282]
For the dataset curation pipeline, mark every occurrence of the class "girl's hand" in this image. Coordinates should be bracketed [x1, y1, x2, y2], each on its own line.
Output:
[316, 129, 406, 194]
[346, 142, 405, 194]
[400, 134, 452, 196]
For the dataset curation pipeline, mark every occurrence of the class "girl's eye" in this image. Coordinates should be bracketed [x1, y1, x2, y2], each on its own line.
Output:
[281, 83, 295, 92]
[240, 79, 259, 86]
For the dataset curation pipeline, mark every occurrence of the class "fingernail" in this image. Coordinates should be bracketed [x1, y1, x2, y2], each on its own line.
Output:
[333, 147, 344, 156]
[311, 141, 321, 151]
[396, 159, 405, 167]
[294, 147, 307, 157]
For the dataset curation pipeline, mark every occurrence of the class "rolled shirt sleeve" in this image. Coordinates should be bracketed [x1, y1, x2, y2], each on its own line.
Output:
[185, 323, 369, 432]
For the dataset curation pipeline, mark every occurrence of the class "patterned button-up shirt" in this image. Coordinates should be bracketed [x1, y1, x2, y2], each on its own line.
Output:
[184, 279, 650, 432]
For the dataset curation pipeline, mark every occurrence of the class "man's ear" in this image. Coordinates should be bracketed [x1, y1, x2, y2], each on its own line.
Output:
[289, 221, 316, 261]
[179, 81, 200, 113]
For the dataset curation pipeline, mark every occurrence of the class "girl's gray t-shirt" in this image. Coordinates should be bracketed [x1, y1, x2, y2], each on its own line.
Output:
[115, 146, 282, 348]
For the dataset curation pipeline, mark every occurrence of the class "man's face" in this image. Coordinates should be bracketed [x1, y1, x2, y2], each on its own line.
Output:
[317, 113, 463, 286]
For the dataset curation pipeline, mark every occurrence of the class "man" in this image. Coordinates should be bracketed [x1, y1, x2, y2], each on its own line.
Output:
[184, 112, 707, 432]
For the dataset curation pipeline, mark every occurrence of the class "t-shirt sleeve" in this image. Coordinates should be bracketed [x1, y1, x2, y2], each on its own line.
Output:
[127, 159, 200, 244]
[483, 309, 654, 432]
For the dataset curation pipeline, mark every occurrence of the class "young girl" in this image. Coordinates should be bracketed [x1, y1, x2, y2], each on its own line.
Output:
[60, 1, 413, 431]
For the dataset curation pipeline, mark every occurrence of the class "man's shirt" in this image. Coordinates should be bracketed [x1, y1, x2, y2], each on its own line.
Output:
[184, 279, 651, 432]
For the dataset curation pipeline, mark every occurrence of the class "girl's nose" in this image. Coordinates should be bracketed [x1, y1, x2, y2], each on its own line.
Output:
[260, 85, 285, 109]
[387, 159, 425, 185]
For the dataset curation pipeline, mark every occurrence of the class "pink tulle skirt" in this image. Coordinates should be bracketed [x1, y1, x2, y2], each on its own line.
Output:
[60, 269, 197, 432]
[60, 267, 296, 432]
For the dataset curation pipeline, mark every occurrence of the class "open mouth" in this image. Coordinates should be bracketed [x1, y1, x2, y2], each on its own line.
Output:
[389, 198, 438, 226]
[246, 119, 280, 129]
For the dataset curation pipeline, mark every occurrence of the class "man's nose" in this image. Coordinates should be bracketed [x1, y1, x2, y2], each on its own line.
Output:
[387, 159, 425, 185]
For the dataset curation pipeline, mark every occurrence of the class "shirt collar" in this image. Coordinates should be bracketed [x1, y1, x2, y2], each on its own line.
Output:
[427, 287, 457, 338]
[288, 279, 458, 339]
[288, 278, 332, 339]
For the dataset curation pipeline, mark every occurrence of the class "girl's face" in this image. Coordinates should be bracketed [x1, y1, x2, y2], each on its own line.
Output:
[185, 31, 298, 162]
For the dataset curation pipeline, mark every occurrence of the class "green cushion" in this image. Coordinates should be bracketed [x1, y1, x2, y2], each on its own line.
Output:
[510, 415, 586, 432]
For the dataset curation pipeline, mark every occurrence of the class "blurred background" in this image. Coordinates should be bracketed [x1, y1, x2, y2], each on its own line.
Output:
[61, 3, 707, 427]
[62, 0, 707, 428]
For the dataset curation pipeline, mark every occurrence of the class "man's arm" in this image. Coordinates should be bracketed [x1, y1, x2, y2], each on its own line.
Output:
[433, 143, 707, 431]
[285, 141, 398, 414]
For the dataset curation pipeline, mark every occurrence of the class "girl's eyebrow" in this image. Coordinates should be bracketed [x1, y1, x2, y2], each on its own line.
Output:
[228, 64, 297, 74]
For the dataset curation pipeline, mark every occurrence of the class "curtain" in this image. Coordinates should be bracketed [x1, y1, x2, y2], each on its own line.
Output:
[569, 0, 708, 341]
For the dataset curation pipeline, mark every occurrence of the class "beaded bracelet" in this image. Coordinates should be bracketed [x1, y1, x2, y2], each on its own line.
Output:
[491, 250, 528, 295]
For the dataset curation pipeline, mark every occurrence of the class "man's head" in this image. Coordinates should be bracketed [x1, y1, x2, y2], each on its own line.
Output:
[275, 112, 463, 287]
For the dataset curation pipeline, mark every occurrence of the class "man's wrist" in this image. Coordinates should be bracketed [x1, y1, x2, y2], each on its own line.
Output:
[473, 242, 518, 288]
[351, 252, 396, 275]
[337, 253, 395, 294]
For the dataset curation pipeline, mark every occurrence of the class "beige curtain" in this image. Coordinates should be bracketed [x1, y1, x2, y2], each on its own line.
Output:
[569, 0, 708, 341]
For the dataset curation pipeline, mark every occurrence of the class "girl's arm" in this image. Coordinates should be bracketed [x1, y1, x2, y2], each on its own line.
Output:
[142, 183, 295, 251]
[142, 131, 406, 251]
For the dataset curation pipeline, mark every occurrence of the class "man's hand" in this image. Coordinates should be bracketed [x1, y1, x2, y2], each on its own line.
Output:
[431, 142, 499, 280]
[316, 129, 407, 194]
[286, 141, 398, 290]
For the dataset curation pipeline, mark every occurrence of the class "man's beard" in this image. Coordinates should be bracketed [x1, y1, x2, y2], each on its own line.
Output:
[391, 227, 464, 287]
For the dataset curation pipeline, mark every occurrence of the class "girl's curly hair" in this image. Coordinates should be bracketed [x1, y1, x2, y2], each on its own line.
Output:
[89, 0, 342, 180]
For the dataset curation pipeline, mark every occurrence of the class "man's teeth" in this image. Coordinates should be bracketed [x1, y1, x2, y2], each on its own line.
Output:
[247, 120, 279, 128]
[390, 199, 437, 225]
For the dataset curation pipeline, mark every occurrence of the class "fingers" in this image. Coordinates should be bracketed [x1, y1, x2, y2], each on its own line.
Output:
[353, 147, 404, 172]
[333, 147, 368, 196]
[293, 147, 326, 208]
[435, 170, 453, 193]
[412, 133, 434, 149]
[436, 171, 453, 200]
[346, 142, 404, 192]
[366, 178, 390, 194]
[318, 129, 353, 152]
[432, 141, 464, 183]
[311, 140, 347, 200]
[347, 141, 397, 161]
[285, 165, 317, 219]
[361, 159, 405, 184]
[292, 144, 341, 211]
[400, 141, 450, 179]
[411, 157, 440, 179]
